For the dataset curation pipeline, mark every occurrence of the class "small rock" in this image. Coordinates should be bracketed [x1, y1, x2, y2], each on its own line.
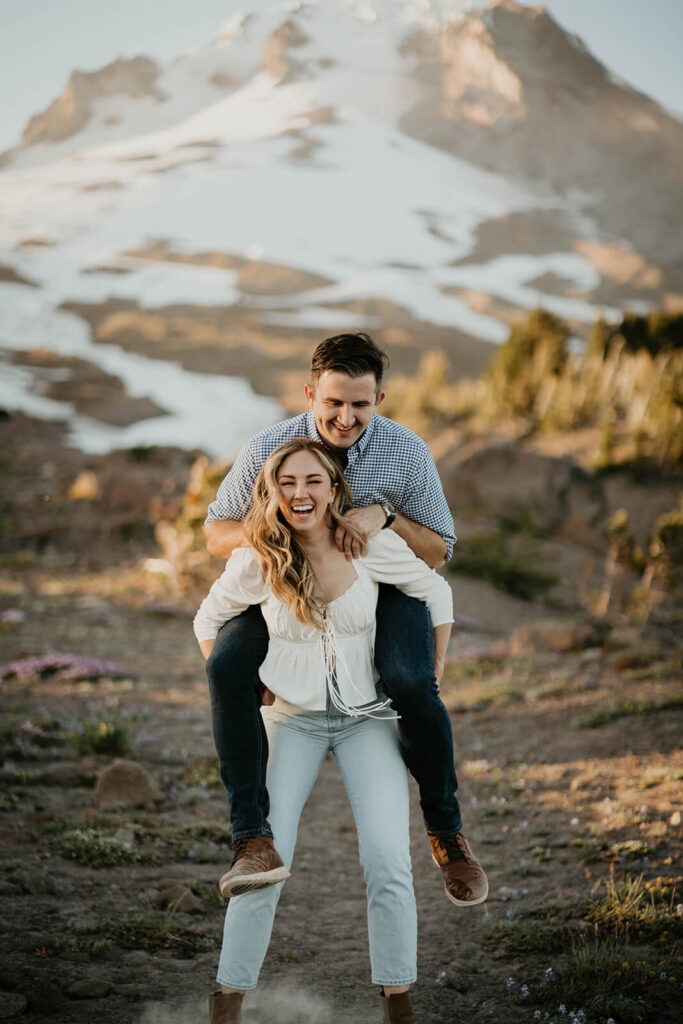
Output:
[0, 991, 27, 1018]
[0, 609, 26, 625]
[0, 880, 23, 896]
[92, 760, 163, 811]
[671, 811, 681, 827]
[113, 827, 136, 847]
[152, 884, 203, 914]
[157, 876, 186, 889]
[509, 619, 597, 656]
[124, 950, 150, 967]
[579, 647, 604, 663]
[23, 977, 63, 1014]
[13, 868, 57, 895]
[67, 977, 112, 999]
[67, 471, 101, 502]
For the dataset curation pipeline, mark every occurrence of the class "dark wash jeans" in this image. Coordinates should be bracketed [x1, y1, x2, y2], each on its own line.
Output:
[205, 584, 463, 841]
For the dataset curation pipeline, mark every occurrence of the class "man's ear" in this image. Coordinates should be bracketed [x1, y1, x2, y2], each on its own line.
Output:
[304, 384, 315, 405]
[375, 390, 386, 408]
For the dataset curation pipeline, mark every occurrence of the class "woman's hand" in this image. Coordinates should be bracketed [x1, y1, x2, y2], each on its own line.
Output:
[335, 504, 385, 560]
[199, 639, 215, 660]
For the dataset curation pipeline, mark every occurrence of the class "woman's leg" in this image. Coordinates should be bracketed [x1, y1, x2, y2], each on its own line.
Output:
[216, 711, 329, 991]
[333, 716, 417, 990]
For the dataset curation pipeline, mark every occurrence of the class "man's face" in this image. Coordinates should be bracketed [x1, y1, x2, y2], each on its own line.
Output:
[305, 371, 385, 451]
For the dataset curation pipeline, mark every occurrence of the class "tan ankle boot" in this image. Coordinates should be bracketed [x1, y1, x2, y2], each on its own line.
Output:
[380, 990, 416, 1023]
[209, 990, 244, 1024]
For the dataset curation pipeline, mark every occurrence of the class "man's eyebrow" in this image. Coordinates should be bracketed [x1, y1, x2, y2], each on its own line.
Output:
[325, 398, 371, 405]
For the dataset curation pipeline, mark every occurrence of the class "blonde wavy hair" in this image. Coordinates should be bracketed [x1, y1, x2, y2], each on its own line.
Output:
[244, 439, 365, 628]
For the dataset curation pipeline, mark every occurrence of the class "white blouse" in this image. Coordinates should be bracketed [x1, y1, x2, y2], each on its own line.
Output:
[193, 529, 453, 715]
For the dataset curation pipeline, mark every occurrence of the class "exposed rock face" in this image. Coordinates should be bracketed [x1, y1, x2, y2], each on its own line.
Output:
[262, 19, 309, 82]
[20, 57, 163, 147]
[402, 0, 683, 279]
[439, 443, 605, 535]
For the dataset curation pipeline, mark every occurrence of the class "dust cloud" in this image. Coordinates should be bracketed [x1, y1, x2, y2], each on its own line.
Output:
[136, 982, 369, 1024]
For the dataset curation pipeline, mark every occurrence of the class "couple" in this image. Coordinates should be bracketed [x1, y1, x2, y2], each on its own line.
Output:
[193, 334, 487, 1024]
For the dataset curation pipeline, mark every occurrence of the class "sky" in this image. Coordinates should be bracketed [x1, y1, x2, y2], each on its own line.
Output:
[0, 0, 681, 153]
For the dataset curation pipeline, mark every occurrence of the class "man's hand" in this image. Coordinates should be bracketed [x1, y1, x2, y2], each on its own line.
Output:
[335, 504, 386, 561]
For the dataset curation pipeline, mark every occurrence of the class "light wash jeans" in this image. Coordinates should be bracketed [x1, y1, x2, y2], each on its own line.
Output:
[217, 705, 417, 989]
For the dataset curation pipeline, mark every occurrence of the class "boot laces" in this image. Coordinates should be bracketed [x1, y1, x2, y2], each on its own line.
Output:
[231, 837, 255, 861]
[440, 833, 469, 863]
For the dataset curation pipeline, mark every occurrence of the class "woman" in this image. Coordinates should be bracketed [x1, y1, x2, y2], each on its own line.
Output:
[193, 438, 453, 1024]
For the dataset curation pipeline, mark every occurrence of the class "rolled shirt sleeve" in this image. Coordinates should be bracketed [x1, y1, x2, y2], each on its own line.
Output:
[400, 439, 456, 561]
[205, 438, 263, 523]
[361, 530, 454, 626]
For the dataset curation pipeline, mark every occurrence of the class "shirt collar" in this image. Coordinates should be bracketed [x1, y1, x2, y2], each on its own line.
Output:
[304, 409, 376, 463]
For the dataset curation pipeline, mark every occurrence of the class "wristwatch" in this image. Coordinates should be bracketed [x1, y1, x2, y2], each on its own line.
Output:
[380, 501, 397, 529]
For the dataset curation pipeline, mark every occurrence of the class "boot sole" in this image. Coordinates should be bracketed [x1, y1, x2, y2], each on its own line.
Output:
[442, 879, 489, 906]
[219, 865, 290, 897]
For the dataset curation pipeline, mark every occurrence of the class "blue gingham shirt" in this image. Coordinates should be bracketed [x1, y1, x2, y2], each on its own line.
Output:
[206, 411, 456, 560]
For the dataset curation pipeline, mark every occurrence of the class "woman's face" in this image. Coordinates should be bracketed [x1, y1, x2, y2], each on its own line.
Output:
[276, 450, 336, 536]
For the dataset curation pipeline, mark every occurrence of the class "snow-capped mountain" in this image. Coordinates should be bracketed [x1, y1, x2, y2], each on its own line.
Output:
[1, 0, 681, 456]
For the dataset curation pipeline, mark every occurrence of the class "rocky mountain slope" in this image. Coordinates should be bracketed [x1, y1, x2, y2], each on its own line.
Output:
[1, 0, 681, 456]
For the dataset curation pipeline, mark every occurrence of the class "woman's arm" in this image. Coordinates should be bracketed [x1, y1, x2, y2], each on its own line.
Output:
[193, 549, 266, 647]
[363, 531, 454, 629]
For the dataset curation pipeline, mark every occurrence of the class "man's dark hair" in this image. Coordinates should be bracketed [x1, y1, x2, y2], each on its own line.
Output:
[310, 333, 389, 390]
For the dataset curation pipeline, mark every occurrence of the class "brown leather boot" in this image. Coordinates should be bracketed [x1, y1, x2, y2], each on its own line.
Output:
[380, 990, 416, 1023]
[219, 836, 290, 897]
[429, 832, 489, 906]
[209, 990, 244, 1024]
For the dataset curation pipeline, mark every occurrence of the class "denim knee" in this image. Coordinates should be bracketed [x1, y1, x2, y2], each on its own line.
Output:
[381, 666, 438, 707]
[206, 641, 242, 691]
[361, 848, 413, 892]
[205, 611, 268, 695]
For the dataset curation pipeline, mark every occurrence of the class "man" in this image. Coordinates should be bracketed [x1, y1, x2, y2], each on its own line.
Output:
[204, 332, 487, 907]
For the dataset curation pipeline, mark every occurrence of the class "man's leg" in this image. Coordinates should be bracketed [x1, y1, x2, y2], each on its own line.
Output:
[374, 584, 488, 907]
[374, 584, 461, 837]
[205, 605, 271, 840]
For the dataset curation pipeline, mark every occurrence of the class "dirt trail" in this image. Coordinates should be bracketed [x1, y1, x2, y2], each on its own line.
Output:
[0, 416, 680, 1024]
[1, 563, 681, 1024]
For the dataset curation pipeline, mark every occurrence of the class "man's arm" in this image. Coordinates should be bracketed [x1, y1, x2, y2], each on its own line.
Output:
[338, 505, 447, 568]
[392, 510, 448, 568]
[204, 518, 247, 560]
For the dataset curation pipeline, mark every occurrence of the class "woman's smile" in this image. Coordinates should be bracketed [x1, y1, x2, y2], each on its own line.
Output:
[277, 450, 336, 534]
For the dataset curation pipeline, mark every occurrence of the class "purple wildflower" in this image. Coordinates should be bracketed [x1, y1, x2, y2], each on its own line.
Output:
[0, 653, 128, 682]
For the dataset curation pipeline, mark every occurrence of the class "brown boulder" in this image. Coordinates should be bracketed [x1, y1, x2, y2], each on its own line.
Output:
[440, 443, 604, 534]
[153, 883, 203, 914]
[509, 619, 598, 655]
[92, 760, 163, 811]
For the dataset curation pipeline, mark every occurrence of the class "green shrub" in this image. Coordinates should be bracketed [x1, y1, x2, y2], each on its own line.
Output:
[74, 720, 130, 756]
[55, 828, 152, 868]
[448, 529, 558, 599]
